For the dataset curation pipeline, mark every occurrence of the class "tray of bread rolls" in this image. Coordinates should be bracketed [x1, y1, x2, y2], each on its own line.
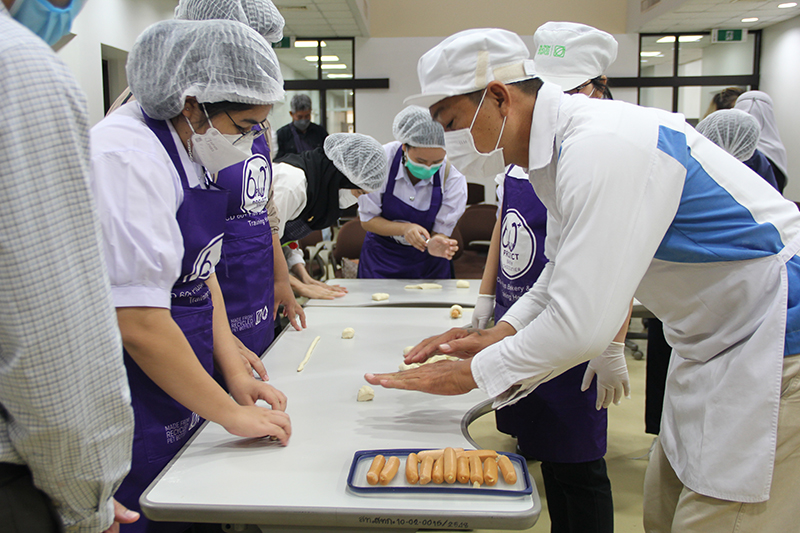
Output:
[347, 448, 532, 496]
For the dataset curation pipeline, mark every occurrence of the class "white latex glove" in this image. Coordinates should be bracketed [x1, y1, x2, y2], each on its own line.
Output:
[472, 294, 495, 329]
[581, 341, 631, 410]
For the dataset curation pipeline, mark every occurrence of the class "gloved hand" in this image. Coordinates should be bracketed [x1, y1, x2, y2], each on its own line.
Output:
[472, 294, 495, 329]
[581, 341, 631, 410]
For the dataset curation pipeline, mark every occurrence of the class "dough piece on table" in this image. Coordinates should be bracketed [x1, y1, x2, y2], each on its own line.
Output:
[357, 385, 375, 402]
[403, 345, 414, 355]
[450, 304, 463, 319]
[404, 283, 443, 290]
[426, 354, 459, 364]
[297, 335, 321, 372]
[398, 362, 421, 371]
[372, 292, 390, 301]
[456, 280, 470, 288]
[341, 327, 355, 339]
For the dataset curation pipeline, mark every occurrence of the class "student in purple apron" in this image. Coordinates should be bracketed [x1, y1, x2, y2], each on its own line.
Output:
[357, 106, 467, 279]
[89, 21, 291, 532]
[272, 133, 390, 276]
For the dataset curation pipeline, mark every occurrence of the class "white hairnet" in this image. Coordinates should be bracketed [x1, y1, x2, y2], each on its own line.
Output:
[174, 0, 284, 42]
[324, 133, 388, 192]
[127, 19, 284, 120]
[696, 109, 760, 162]
[392, 105, 445, 148]
[734, 90, 789, 176]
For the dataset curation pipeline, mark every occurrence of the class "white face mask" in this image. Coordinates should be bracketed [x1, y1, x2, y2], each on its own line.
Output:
[443, 88, 507, 180]
[185, 106, 250, 174]
[338, 189, 358, 209]
[222, 133, 254, 157]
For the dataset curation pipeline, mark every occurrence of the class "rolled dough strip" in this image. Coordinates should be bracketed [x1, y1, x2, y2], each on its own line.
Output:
[297, 335, 321, 372]
[404, 283, 443, 290]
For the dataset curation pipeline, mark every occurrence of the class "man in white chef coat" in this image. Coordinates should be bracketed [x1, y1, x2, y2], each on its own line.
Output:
[366, 28, 800, 532]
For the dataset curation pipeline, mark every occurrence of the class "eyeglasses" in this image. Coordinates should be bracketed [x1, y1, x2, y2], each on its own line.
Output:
[566, 81, 593, 95]
[225, 111, 269, 145]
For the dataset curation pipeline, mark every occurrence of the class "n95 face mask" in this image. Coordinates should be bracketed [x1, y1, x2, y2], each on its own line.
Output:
[186, 106, 250, 174]
[444, 88, 507, 180]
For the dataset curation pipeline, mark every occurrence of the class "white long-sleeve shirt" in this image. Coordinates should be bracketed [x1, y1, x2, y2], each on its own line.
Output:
[358, 141, 468, 240]
[0, 9, 134, 532]
[471, 82, 800, 401]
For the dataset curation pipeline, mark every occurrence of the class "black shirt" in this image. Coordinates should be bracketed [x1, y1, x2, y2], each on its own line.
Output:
[275, 122, 329, 160]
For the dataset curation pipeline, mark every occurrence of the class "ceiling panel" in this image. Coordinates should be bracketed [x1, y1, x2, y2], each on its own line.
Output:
[639, 0, 800, 32]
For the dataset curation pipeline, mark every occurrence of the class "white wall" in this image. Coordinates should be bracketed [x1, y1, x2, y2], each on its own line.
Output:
[354, 33, 641, 143]
[761, 14, 800, 201]
[57, 0, 175, 125]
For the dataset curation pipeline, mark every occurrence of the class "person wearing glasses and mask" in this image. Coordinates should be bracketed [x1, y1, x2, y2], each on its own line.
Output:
[90, 20, 292, 532]
[470, 22, 622, 533]
[357, 105, 466, 279]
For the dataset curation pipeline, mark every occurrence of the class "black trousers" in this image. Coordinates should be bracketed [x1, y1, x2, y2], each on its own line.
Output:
[645, 318, 671, 435]
[540, 458, 614, 533]
[0, 463, 63, 533]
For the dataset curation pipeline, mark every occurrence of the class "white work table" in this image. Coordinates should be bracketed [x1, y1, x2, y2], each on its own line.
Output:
[304, 279, 480, 308]
[141, 306, 540, 531]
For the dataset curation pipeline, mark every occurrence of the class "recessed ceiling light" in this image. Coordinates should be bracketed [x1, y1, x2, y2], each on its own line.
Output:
[294, 40, 326, 48]
[656, 35, 704, 43]
[640, 51, 663, 57]
[741, 17, 759, 22]
[304, 55, 340, 62]
[778, 2, 797, 7]
[327, 73, 353, 79]
[321, 64, 347, 70]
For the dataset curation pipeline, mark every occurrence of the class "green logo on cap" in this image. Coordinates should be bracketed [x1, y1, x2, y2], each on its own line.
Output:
[537, 44, 551, 56]
[554, 45, 566, 58]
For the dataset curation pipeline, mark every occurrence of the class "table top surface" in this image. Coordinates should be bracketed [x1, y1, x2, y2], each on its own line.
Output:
[141, 306, 540, 530]
[304, 279, 481, 308]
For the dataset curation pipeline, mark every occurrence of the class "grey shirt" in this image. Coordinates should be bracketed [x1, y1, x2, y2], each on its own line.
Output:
[0, 9, 134, 532]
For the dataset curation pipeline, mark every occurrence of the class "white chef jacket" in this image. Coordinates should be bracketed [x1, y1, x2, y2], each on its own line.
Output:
[272, 161, 308, 268]
[90, 102, 209, 310]
[358, 141, 467, 241]
[471, 82, 800, 501]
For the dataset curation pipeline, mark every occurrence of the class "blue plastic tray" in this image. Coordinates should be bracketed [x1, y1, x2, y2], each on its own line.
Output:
[347, 448, 532, 497]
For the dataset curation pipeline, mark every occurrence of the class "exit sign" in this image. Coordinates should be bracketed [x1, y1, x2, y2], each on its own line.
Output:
[712, 29, 748, 43]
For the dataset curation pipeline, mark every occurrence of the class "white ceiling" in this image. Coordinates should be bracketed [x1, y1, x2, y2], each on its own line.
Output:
[632, 0, 796, 33]
[275, 0, 367, 37]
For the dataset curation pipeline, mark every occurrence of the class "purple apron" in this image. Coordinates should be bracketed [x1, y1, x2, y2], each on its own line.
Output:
[215, 133, 275, 356]
[358, 149, 451, 279]
[290, 124, 313, 153]
[494, 167, 607, 463]
[116, 111, 229, 533]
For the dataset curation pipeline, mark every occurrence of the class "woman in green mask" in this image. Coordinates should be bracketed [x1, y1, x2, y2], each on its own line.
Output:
[358, 105, 467, 279]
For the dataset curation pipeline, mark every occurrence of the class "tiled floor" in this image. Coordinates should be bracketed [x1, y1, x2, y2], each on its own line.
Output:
[447, 320, 654, 532]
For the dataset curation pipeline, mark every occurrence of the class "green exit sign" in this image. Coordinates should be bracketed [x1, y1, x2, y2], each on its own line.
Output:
[272, 36, 292, 49]
[712, 29, 748, 43]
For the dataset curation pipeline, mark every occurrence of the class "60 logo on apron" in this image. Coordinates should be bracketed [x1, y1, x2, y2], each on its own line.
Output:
[181, 233, 224, 283]
[500, 208, 536, 280]
[242, 154, 271, 215]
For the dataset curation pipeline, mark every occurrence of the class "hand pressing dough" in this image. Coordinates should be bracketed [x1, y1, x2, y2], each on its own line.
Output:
[357, 385, 375, 402]
[404, 283, 443, 290]
[372, 292, 390, 301]
[403, 346, 414, 355]
[297, 336, 321, 372]
[342, 327, 355, 339]
[399, 354, 459, 371]
[450, 304, 463, 319]
[456, 280, 470, 288]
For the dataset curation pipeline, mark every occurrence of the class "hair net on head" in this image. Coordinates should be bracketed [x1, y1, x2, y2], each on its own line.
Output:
[696, 109, 760, 162]
[127, 19, 285, 120]
[324, 133, 388, 192]
[392, 105, 445, 148]
[174, 0, 284, 42]
[291, 94, 312, 112]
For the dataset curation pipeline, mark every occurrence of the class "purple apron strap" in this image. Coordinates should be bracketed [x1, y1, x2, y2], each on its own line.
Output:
[290, 124, 313, 153]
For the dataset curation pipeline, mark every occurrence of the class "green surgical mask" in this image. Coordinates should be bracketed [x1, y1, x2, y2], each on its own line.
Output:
[404, 158, 442, 180]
